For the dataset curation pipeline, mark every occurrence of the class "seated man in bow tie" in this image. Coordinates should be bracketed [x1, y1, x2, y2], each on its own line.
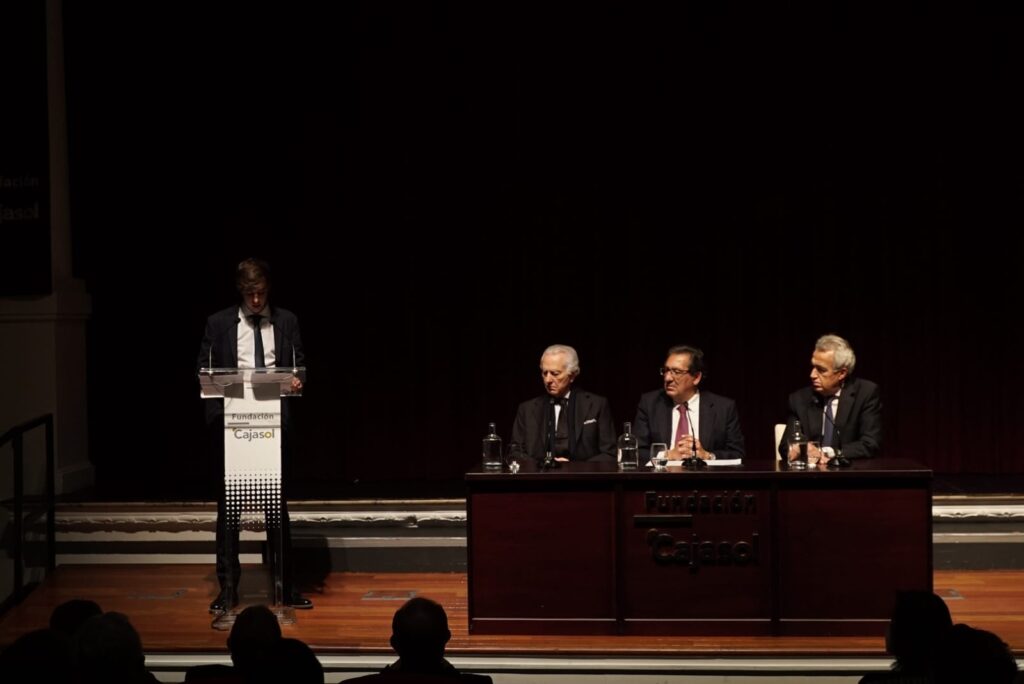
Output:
[633, 345, 745, 462]
[511, 344, 617, 463]
[779, 334, 882, 462]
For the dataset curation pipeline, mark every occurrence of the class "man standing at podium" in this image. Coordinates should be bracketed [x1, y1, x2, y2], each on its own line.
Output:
[779, 334, 882, 462]
[511, 344, 617, 463]
[197, 258, 311, 612]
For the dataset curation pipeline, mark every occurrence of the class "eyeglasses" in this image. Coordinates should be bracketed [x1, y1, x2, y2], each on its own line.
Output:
[659, 367, 691, 378]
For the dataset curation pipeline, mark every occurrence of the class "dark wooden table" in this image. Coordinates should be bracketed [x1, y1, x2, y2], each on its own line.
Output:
[466, 458, 932, 636]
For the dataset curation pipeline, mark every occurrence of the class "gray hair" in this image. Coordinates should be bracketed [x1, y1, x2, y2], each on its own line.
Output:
[541, 344, 580, 375]
[815, 334, 856, 373]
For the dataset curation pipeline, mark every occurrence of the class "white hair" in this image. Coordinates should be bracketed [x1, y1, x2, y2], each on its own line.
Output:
[541, 344, 580, 375]
[815, 334, 856, 373]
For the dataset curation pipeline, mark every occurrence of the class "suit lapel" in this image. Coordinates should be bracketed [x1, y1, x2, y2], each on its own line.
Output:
[794, 389, 819, 438]
[226, 311, 239, 368]
[658, 394, 674, 443]
[532, 397, 547, 456]
[698, 393, 712, 443]
[834, 378, 857, 430]
[573, 392, 586, 442]
[270, 307, 286, 367]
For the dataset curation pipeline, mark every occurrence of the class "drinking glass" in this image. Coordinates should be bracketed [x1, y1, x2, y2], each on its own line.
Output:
[650, 442, 668, 470]
[805, 441, 823, 468]
[505, 442, 525, 472]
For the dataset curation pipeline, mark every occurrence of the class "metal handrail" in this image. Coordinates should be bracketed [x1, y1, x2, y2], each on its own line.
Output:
[0, 413, 56, 609]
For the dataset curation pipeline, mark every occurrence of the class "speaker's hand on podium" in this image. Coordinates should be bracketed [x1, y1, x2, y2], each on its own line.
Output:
[290, 375, 303, 393]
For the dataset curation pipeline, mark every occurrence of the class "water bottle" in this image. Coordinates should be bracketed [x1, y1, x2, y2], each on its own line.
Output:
[789, 419, 808, 469]
[482, 422, 503, 471]
[618, 422, 639, 470]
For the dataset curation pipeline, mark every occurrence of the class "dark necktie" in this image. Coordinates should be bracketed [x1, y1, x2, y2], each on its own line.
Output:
[674, 404, 689, 445]
[249, 314, 265, 368]
[822, 396, 835, 447]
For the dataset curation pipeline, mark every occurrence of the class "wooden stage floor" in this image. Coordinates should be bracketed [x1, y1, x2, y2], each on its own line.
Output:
[2, 566, 1022, 656]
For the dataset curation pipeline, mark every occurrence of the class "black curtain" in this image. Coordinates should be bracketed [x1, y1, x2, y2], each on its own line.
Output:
[61, 3, 1024, 496]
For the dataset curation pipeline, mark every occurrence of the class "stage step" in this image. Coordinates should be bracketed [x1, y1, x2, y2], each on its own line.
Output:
[143, 653, 923, 684]
[48, 500, 469, 572]
[16, 496, 1024, 572]
[932, 497, 1024, 570]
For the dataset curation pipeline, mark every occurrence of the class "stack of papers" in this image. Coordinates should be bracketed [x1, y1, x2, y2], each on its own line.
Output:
[665, 459, 743, 467]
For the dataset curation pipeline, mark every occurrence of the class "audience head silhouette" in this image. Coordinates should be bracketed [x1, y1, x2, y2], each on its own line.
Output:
[73, 611, 152, 684]
[935, 624, 1018, 684]
[886, 590, 953, 673]
[228, 604, 283, 676]
[251, 637, 324, 684]
[0, 628, 73, 681]
[389, 597, 452, 672]
[49, 599, 103, 639]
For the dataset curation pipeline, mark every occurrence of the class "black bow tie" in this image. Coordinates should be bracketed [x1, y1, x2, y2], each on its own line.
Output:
[552, 397, 567, 408]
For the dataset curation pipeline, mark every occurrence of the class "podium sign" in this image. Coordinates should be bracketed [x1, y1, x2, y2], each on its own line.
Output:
[224, 390, 282, 532]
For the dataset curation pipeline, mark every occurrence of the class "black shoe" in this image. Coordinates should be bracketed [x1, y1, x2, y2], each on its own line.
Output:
[287, 594, 313, 609]
[209, 589, 238, 613]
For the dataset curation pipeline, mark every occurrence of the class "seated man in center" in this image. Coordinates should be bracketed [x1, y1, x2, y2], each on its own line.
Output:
[634, 345, 745, 462]
[511, 344, 617, 463]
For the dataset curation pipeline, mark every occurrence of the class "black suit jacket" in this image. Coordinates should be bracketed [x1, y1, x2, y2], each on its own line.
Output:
[511, 389, 617, 463]
[778, 377, 882, 460]
[345, 658, 493, 684]
[197, 305, 305, 425]
[633, 390, 745, 461]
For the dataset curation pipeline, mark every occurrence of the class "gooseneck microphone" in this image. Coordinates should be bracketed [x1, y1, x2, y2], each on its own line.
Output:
[824, 410, 852, 468]
[681, 403, 707, 470]
[542, 397, 557, 470]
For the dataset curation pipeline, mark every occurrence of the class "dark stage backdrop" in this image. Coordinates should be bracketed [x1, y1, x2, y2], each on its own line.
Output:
[60, 4, 1024, 498]
[1, 1, 50, 295]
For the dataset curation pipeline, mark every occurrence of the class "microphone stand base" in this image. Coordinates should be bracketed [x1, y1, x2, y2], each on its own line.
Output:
[681, 457, 707, 470]
[827, 455, 852, 469]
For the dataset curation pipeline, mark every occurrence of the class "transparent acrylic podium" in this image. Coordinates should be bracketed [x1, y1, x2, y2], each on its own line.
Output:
[199, 366, 305, 630]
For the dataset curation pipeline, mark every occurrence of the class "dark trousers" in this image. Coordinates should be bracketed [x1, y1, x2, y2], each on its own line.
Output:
[210, 418, 297, 597]
[215, 494, 295, 595]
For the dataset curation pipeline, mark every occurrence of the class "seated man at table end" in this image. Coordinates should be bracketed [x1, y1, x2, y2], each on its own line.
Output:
[779, 334, 882, 463]
[511, 344, 617, 463]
